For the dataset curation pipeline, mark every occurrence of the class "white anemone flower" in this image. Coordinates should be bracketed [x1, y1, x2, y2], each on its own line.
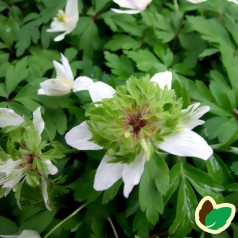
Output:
[1, 230, 41, 238]
[47, 0, 79, 41]
[0, 108, 24, 128]
[111, 0, 152, 14]
[186, 0, 207, 3]
[38, 54, 93, 96]
[65, 72, 213, 197]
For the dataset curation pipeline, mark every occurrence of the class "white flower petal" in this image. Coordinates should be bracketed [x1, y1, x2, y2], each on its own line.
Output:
[111, 8, 142, 14]
[53, 59, 73, 83]
[157, 128, 213, 160]
[19, 230, 41, 238]
[0, 108, 24, 128]
[228, 0, 238, 4]
[33, 107, 44, 146]
[41, 177, 51, 211]
[54, 32, 68, 42]
[94, 154, 125, 191]
[112, 0, 152, 11]
[112, 0, 137, 9]
[150, 71, 172, 90]
[59, 54, 74, 81]
[65, 121, 102, 150]
[1, 170, 24, 189]
[88, 82, 116, 102]
[65, 0, 79, 17]
[47, 21, 66, 32]
[0, 158, 22, 173]
[186, 0, 206, 3]
[122, 151, 146, 198]
[73, 76, 94, 92]
[181, 103, 210, 129]
[41, 159, 58, 175]
[38, 78, 72, 96]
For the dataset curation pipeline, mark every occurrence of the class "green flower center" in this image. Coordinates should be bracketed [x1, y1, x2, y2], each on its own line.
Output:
[55, 10, 67, 23]
[86, 76, 184, 163]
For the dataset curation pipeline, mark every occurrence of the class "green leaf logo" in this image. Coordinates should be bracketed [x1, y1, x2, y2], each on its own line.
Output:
[195, 196, 236, 234]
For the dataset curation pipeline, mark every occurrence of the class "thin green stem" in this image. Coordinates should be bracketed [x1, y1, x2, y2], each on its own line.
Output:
[43, 202, 88, 238]
[173, 0, 179, 11]
[108, 217, 119, 238]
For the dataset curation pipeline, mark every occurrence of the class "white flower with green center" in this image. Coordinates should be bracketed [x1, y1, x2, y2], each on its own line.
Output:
[65, 72, 213, 197]
[0, 108, 24, 128]
[47, 0, 79, 41]
[38, 54, 93, 96]
[0, 107, 58, 210]
[111, 0, 152, 14]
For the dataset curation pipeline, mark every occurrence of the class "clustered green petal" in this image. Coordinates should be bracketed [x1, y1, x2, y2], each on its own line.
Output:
[86, 76, 184, 163]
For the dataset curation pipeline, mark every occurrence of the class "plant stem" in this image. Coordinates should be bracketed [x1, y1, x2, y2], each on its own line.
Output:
[173, 0, 179, 11]
[108, 217, 119, 238]
[43, 202, 88, 238]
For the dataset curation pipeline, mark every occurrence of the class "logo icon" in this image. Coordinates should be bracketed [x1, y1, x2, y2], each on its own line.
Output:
[195, 196, 236, 234]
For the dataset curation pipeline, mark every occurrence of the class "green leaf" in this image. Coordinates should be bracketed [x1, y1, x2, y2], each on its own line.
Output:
[184, 164, 224, 201]
[5, 57, 28, 95]
[169, 178, 197, 238]
[104, 51, 134, 78]
[133, 210, 150, 238]
[16, 21, 40, 56]
[105, 34, 140, 51]
[102, 180, 121, 204]
[206, 155, 234, 183]
[139, 158, 166, 225]
[103, 12, 142, 36]
[124, 49, 166, 73]
[25, 171, 40, 188]
[76, 17, 100, 56]
[205, 207, 233, 230]
[0, 16, 19, 48]
[19, 209, 56, 232]
[0, 216, 18, 234]
[199, 48, 219, 59]
[164, 163, 180, 205]
[187, 16, 232, 46]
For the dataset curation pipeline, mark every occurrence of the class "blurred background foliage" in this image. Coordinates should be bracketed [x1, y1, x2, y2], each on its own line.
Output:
[0, 0, 238, 237]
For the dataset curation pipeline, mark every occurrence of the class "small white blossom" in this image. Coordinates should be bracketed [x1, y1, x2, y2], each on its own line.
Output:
[38, 54, 93, 96]
[47, 0, 79, 41]
[111, 0, 152, 14]
[65, 72, 213, 197]
[0, 108, 24, 128]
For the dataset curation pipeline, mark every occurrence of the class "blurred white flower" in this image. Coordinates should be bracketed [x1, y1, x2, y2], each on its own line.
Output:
[1, 230, 41, 238]
[0, 108, 24, 128]
[228, 0, 238, 4]
[111, 0, 152, 14]
[38, 54, 93, 96]
[186, 0, 207, 3]
[47, 0, 79, 41]
[65, 72, 213, 197]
